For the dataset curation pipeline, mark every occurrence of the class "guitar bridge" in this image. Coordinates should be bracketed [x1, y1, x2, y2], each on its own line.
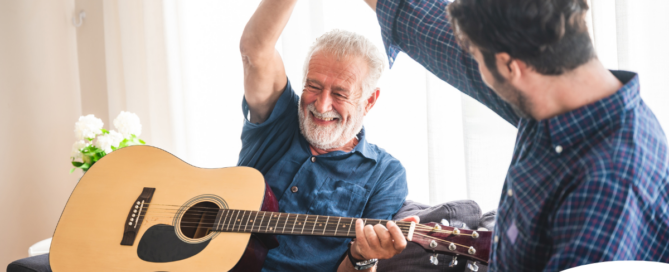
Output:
[120, 187, 155, 246]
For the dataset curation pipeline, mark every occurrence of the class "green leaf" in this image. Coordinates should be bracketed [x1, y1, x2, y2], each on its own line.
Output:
[139, 139, 146, 144]
[70, 168, 76, 173]
[71, 161, 84, 167]
[101, 128, 109, 134]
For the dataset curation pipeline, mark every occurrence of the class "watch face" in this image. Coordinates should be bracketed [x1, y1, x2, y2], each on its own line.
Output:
[354, 259, 378, 270]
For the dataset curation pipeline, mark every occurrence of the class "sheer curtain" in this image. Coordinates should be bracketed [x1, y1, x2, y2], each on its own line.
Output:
[111, 0, 668, 213]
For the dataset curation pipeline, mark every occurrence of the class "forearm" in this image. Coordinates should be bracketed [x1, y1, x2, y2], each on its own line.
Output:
[374, 0, 520, 125]
[240, 0, 296, 60]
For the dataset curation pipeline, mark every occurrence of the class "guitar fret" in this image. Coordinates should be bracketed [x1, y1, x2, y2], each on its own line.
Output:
[244, 211, 253, 232]
[292, 214, 299, 234]
[282, 214, 289, 233]
[273, 214, 281, 233]
[347, 218, 355, 236]
[311, 215, 319, 234]
[232, 210, 242, 231]
[216, 209, 227, 231]
[266, 212, 274, 232]
[227, 210, 238, 231]
[322, 216, 330, 235]
[250, 211, 259, 232]
[221, 210, 230, 231]
[237, 211, 247, 232]
[257, 212, 266, 232]
[334, 217, 341, 236]
[301, 215, 308, 234]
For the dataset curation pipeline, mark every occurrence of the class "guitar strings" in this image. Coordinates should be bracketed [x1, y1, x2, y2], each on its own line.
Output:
[131, 204, 475, 236]
[139, 213, 467, 236]
[137, 203, 471, 232]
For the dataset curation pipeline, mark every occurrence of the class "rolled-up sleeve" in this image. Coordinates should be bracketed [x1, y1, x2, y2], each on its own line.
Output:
[377, 0, 520, 126]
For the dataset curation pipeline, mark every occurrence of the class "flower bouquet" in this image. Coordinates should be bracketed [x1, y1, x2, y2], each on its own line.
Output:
[70, 111, 146, 173]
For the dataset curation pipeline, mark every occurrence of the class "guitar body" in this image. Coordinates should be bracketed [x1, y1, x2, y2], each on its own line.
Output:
[50, 146, 277, 271]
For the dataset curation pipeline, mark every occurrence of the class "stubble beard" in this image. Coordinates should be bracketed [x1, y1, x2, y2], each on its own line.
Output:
[492, 77, 533, 119]
[298, 98, 366, 150]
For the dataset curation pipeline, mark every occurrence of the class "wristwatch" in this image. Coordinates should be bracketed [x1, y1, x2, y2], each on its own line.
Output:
[347, 243, 378, 270]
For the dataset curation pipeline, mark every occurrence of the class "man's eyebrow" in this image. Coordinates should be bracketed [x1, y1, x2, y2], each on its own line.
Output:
[331, 85, 351, 93]
[305, 79, 322, 87]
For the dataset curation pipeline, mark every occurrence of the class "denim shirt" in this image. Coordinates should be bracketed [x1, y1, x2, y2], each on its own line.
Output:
[237, 79, 408, 271]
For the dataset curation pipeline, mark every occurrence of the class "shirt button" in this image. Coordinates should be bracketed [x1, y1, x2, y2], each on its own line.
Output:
[311, 157, 316, 163]
[494, 235, 499, 243]
[555, 145, 563, 154]
[507, 189, 513, 197]
[291, 186, 298, 193]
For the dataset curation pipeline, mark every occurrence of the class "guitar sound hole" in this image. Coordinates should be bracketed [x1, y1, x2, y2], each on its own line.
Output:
[180, 201, 220, 239]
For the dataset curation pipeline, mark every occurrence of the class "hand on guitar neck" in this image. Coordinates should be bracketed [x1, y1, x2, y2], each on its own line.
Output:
[338, 216, 420, 272]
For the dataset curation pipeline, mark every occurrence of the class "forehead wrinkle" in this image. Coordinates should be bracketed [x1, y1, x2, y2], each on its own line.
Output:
[307, 53, 367, 98]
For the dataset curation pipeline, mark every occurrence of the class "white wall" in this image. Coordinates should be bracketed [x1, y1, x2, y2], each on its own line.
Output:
[0, 0, 82, 268]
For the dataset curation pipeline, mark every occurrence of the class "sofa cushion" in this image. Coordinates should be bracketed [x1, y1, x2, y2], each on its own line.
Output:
[377, 199, 494, 272]
[6, 254, 51, 272]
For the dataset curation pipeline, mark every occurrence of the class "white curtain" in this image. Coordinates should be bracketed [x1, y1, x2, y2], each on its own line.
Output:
[105, 0, 669, 213]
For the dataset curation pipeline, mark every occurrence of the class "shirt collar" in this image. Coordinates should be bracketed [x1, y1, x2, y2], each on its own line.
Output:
[547, 70, 640, 149]
[350, 127, 378, 162]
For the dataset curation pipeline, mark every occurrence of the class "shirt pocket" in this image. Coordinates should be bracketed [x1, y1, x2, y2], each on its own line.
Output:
[307, 178, 367, 218]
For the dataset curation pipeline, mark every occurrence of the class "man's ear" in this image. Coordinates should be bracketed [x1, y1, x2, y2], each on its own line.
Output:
[364, 88, 380, 115]
[495, 52, 525, 83]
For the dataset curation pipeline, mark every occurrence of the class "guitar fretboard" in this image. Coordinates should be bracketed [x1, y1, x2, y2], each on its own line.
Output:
[211, 209, 411, 238]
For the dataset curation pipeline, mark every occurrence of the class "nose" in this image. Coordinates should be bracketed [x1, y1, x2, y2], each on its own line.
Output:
[313, 90, 333, 113]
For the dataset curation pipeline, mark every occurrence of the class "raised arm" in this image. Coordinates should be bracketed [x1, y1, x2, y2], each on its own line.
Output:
[240, 0, 296, 124]
[364, 0, 520, 126]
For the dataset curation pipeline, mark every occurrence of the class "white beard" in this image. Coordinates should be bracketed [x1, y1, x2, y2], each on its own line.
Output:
[298, 98, 365, 150]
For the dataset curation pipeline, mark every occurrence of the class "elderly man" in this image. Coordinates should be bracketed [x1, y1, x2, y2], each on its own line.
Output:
[237, 0, 414, 271]
[363, 0, 669, 271]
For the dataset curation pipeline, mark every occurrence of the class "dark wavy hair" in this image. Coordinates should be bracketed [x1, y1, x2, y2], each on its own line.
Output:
[447, 0, 595, 78]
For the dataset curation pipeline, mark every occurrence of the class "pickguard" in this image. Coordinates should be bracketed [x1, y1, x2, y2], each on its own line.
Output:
[137, 224, 210, 262]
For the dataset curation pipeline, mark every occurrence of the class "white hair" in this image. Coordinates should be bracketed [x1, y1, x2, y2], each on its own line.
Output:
[302, 29, 386, 100]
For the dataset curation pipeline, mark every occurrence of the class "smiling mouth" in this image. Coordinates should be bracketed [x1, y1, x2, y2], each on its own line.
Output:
[311, 112, 339, 123]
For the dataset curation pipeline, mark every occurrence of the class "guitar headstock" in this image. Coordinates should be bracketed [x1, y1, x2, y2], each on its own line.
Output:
[409, 222, 491, 264]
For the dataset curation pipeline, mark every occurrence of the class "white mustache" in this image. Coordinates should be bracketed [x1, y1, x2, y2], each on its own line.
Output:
[307, 103, 341, 120]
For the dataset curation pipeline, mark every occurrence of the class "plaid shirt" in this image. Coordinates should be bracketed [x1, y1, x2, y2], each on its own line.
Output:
[376, 0, 669, 271]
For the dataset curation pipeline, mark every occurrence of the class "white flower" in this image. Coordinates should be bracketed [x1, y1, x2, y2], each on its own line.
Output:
[74, 114, 104, 140]
[113, 111, 142, 139]
[70, 140, 90, 160]
[95, 130, 124, 153]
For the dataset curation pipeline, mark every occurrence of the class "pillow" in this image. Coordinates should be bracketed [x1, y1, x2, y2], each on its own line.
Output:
[377, 200, 494, 272]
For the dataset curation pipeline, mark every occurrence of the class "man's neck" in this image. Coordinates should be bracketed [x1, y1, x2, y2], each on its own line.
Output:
[310, 137, 359, 156]
[529, 59, 623, 120]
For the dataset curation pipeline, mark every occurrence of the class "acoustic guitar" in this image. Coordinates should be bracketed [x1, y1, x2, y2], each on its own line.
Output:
[50, 145, 491, 271]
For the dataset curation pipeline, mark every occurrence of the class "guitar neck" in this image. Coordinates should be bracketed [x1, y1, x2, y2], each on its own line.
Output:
[211, 209, 414, 239]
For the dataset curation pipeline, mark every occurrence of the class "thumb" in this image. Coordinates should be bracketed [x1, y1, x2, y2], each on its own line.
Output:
[400, 215, 419, 224]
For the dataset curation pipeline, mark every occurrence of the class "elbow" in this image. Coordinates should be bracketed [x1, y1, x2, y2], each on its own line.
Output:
[239, 37, 263, 67]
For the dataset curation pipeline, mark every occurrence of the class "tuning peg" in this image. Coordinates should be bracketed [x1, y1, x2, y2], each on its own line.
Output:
[449, 256, 458, 267]
[429, 253, 439, 265]
[467, 261, 479, 272]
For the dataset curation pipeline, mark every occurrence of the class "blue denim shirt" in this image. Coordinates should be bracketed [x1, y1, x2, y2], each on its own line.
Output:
[237, 79, 408, 271]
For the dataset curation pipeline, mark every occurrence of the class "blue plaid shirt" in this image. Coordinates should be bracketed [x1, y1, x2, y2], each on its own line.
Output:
[377, 0, 669, 271]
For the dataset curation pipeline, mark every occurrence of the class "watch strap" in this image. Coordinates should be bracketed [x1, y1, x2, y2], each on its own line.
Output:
[347, 242, 378, 270]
